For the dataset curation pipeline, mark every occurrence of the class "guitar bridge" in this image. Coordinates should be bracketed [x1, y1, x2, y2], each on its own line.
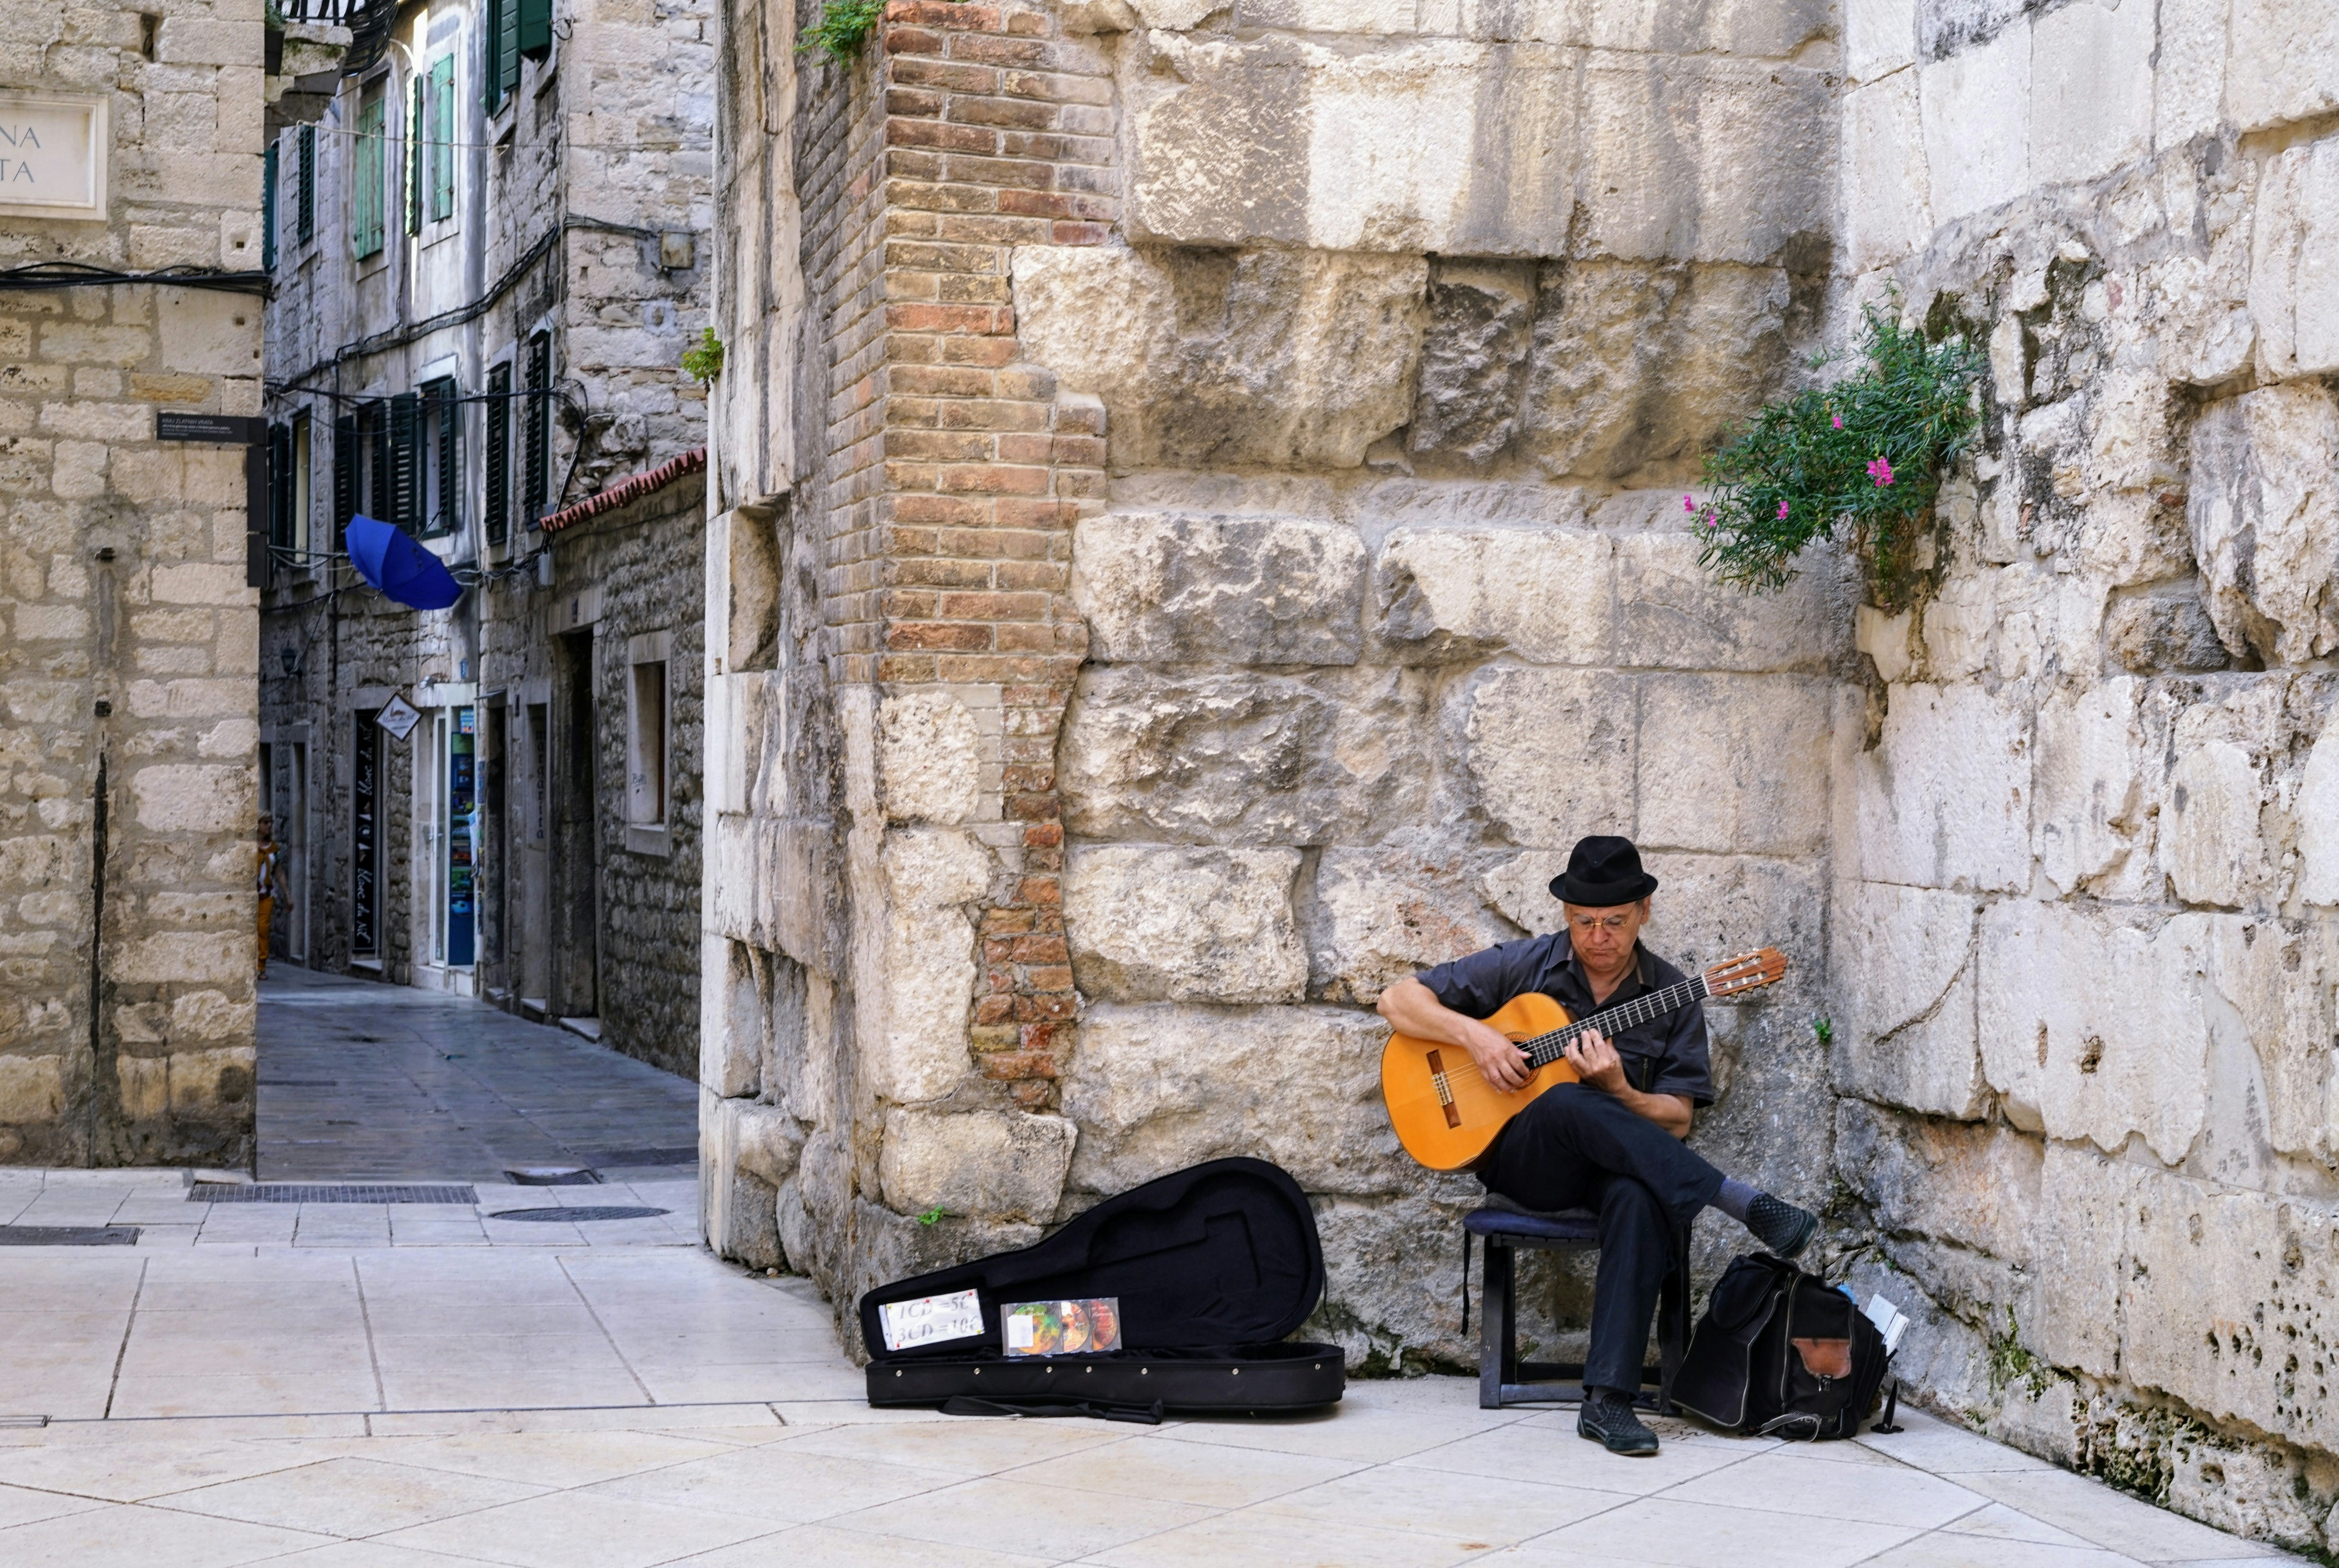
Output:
[1425, 1051, 1461, 1129]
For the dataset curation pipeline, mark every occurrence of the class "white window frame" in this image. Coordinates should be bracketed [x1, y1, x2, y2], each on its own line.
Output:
[625, 630, 672, 855]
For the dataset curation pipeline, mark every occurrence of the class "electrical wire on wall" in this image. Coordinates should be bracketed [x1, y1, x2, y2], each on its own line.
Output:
[0, 263, 272, 296]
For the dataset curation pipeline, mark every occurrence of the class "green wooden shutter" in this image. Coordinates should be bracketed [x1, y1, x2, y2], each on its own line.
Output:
[522, 334, 550, 522]
[352, 99, 384, 258]
[334, 413, 358, 542]
[429, 57, 456, 221]
[484, 364, 510, 545]
[389, 392, 423, 532]
[482, 0, 503, 114]
[406, 77, 423, 236]
[296, 125, 315, 242]
[262, 144, 277, 271]
[368, 402, 392, 521]
[430, 380, 461, 531]
[499, 0, 521, 95]
[518, 0, 551, 61]
[268, 423, 294, 571]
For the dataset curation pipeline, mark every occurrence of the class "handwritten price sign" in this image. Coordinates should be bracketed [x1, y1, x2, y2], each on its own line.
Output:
[879, 1287, 986, 1352]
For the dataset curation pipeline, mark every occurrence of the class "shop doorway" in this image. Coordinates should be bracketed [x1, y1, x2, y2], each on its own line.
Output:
[553, 630, 599, 1022]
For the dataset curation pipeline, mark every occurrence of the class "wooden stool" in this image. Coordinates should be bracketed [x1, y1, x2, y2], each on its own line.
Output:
[1465, 1206, 1692, 1412]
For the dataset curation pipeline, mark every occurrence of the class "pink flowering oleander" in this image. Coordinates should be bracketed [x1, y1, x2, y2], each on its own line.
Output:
[1682, 495, 1697, 512]
[1867, 457, 1895, 486]
[1831, 414, 1843, 429]
[1776, 500, 1789, 520]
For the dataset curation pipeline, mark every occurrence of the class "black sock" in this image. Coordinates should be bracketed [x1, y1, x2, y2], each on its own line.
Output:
[1711, 1177, 1759, 1224]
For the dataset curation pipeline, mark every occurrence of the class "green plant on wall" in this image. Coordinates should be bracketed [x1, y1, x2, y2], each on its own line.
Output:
[681, 328, 725, 385]
[798, 0, 890, 65]
[1692, 302, 1984, 606]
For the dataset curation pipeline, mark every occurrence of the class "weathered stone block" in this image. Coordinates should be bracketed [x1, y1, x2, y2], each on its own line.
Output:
[1065, 845, 1305, 1003]
[1372, 527, 1613, 666]
[2030, 0, 2152, 188]
[2105, 591, 2228, 675]
[2159, 738, 2268, 909]
[1638, 674, 1832, 855]
[2299, 720, 2339, 907]
[1976, 900, 2210, 1162]
[1844, 0, 1916, 81]
[1407, 261, 1534, 462]
[1310, 844, 1513, 1004]
[1012, 245, 1426, 471]
[1851, 682, 2031, 892]
[1917, 18, 2028, 223]
[2251, 134, 2339, 381]
[1614, 530, 1854, 674]
[0, 1054, 65, 1123]
[1062, 1003, 1405, 1196]
[860, 827, 993, 1104]
[701, 934, 762, 1098]
[1830, 880, 1985, 1118]
[2031, 676, 2151, 899]
[879, 1108, 1076, 1224]
[2187, 384, 2339, 666]
[1061, 665, 1435, 845]
[2027, 1141, 2139, 1378]
[2205, 916, 2339, 1162]
[1450, 665, 1634, 847]
[129, 763, 252, 835]
[1519, 260, 1793, 483]
[1836, 1097, 2039, 1292]
[1072, 513, 1367, 665]
[878, 689, 983, 826]
[167, 1047, 252, 1114]
[1841, 71, 1930, 269]
[2224, 0, 2339, 134]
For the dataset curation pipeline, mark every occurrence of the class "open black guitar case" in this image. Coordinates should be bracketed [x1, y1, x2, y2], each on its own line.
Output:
[859, 1156, 1347, 1421]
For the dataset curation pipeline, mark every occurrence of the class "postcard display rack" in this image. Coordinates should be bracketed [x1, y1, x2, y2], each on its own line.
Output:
[858, 1158, 1348, 1420]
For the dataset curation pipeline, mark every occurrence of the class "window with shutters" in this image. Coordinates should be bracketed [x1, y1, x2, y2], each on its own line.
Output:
[365, 399, 392, 520]
[522, 333, 551, 524]
[518, 0, 552, 61]
[496, 0, 521, 104]
[334, 412, 359, 545]
[406, 77, 423, 237]
[483, 0, 505, 114]
[268, 423, 294, 576]
[389, 392, 423, 533]
[263, 143, 277, 271]
[292, 412, 313, 556]
[419, 378, 461, 537]
[427, 57, 456, 223]
[484, 362, 512, 545]
[351, 98, 384, 258]
[297, 124, 315, 244]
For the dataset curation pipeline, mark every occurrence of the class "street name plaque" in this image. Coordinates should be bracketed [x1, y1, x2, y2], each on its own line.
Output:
[0, 92, 109, 222]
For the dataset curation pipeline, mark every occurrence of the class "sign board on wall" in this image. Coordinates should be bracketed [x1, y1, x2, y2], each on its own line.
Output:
[0, 92, 109, 222]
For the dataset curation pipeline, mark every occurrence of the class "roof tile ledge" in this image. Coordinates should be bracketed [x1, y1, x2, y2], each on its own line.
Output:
[541, 447, 708, 533]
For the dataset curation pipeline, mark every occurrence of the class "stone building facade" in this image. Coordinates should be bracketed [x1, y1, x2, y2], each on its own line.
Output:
[257, 0, 714, 1075]
[0, 1, 350, 1166]
[699, 0, 2339, 1552]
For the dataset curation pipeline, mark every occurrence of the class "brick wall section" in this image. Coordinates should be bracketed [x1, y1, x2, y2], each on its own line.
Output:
[877, 1, 1112, 1108]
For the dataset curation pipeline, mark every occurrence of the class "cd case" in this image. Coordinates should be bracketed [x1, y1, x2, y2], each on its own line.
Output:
[1001, 1297, 1123, 1357]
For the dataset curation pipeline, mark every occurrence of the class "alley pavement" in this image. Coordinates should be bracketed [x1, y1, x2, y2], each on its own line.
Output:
[0, 974, 2303, 1566]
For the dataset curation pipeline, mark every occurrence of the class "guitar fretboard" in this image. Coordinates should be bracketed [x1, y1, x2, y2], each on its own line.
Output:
[1518, 976, 1711, 1069]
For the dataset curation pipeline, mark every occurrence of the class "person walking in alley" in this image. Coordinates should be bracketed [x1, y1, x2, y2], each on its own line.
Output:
[257, 814, 289, 980]
[1377, 835, 1819, 1458]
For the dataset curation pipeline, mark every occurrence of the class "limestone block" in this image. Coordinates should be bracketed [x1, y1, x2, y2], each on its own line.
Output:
[1830, 880, 1986, 1118]
[878, 1108, 1076, 1224]
[1834, 1097, 2038, 1266]
[2224, 0, 2339, 134]
[118, 1056, 167, 1121]
[1450, 665, 1634, 847]
[1071, 513, 1367, 665]
[168, 990, 250, 1042]
[1312, 844, 1513, 1004]
[702, 934, 763, 1098]
[1121, 34, 1578, 255]
[1616, 531, 1854, 675]
[111, 932, 247, 986]
[1577, 55, 1834, 266]
[1060, 665, 1435, 845]
[2031, 676, 2151, 898]
[168, 1047, 252, 1114]
[156, 288, 261, 378]
[1372, 527, 1613, 666]
[1844, 0, 1915, 81]
[733, 1102, 806, 1189]
[127, 764, 250, 835]
[1011, 246, 1427, 471]
[2122, 1165, 2339, 1450]
[2299, 720, 2339, 906]
[2154, 0, 2226, 147]
[1408, 262, 1534, 462]
[863, 827, 993, 1103]
[1851, 682, 2031, 892]
[1519, 260, 1792, 483]
[1917, 20, 2028, 223]
[2248, 135, 2339, 379]
[1857, 605, 1914, 683]
[1065, 845, 1305, 1003]
[2206, 917, 2339, 1161]
[2159, 740, 2268, 909]
[1575, 0, 1834, 57]
[1637, 674, 1831, 856]
[1062, 1003, 1405, 1196]
[2027, 1141, 2140, 1378]
[0, 1054, 64, 1123]
[1976, 900, 2211, 1162]
[2188, 384, 2339, 666]
[878, 689, 982, 826]
[1841, 71, 1931, 270]
[2029, 0, 2152, 188]
[700, 1093, 781, 1270]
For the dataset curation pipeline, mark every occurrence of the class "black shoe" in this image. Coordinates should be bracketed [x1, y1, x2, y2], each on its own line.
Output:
[1578, 1391, 1659, 1456]
[1749, 1193, 1818, 1260]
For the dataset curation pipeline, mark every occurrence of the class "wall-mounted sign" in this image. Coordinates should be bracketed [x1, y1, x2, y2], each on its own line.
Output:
[158, 412, 265, 444]
[0, 92, 109, 222]
[376, 693, 422, 741]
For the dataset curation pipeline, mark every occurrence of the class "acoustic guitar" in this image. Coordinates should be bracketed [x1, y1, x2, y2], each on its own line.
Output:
[1379, 949, 1789, 1171]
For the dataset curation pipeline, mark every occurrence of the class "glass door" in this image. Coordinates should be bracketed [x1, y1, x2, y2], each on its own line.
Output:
[448, 706, 477, 967]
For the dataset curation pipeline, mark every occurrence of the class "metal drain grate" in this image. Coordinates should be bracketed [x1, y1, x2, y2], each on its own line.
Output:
[189, 1183, 478, 1204]
[0, 1225, 140, 1246]
[487, 1206, 670, 1223]
[506, 1168, 600, 1186]
[585, 1146, 697, 1168]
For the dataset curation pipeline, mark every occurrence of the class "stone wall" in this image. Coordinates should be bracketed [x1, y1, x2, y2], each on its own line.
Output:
[1829, 0, 2339, 1550]
[0, 0, 272, 1166]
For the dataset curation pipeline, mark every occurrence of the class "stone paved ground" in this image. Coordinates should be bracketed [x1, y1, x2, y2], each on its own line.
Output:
[0, 977, 2298, 1564]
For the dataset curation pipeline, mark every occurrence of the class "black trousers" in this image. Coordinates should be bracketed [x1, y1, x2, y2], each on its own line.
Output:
[1476, 1084, 1725, 1395]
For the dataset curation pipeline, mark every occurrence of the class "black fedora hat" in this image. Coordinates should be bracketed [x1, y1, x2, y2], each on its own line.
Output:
[1549, 835, 1658, 907]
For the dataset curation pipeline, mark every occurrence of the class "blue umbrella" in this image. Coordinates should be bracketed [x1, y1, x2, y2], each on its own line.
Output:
[346, 515, 463, 611]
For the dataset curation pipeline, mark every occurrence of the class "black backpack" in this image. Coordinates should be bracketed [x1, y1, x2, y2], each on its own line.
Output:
[1671, 1253, 1891, 1440]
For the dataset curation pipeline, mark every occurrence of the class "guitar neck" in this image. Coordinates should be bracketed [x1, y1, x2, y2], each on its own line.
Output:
[1519, 976, 1710, 1069]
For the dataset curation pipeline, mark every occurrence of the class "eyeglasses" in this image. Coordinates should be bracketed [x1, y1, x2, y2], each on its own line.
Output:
[1565, 913, 1636, 934]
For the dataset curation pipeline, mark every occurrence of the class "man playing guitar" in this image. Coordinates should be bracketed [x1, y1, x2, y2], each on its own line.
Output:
[1377, 835, 1818, 1456]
